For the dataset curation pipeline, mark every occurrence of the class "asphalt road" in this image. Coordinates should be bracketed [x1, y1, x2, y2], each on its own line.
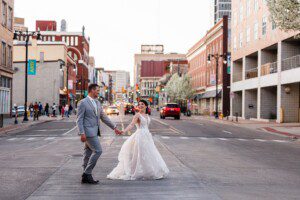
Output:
[0, 112, 299, 200]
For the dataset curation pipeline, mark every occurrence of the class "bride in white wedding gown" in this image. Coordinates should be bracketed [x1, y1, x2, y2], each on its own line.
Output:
[107, 100, 169, 180]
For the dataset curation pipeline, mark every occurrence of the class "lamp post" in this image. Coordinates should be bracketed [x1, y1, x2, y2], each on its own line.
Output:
[13, 30, 42, 122]
[207, 53, 227, 119]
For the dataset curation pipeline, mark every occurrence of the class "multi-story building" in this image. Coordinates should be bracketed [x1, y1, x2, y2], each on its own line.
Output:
[104, 70, 130, 101]
[35, 20, 90, 101]
[13, 39, 76, 108]
[88, 56, 96, 83]
[230, 0, 300, 123]
[213, 0, 231, 24]
[134, 45, 186, 86]
[0, 0, 14, 117]
[187, 16, 230, 116]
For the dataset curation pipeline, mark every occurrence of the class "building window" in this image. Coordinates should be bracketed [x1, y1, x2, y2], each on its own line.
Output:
[254, 22, 258, 40]
[239, 32, 243, 48]
[239, 4, 243, 22]
[262, 16, 267, 35]
[1, 42, 6, 66]
[246, 0, 251, 17]
[75, 37, 78, 46]
[246, 27, 250, 43]
[66, 37, 69, 45]
[70, 37, 74, 46]
[62, 36, 65, 42]
[52, 36, 55, 41]
[8, 6, 12, 30]
[7, 45, 12, 67]
[272, 20, 276, 30]
[254, 0, 258, 12]
[2, 1, 7, 27]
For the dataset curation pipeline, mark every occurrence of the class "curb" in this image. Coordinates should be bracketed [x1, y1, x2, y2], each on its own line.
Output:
[262, 127, 299, 139]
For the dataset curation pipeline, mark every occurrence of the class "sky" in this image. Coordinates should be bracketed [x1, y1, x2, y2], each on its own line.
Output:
[15, 0, 212, 84]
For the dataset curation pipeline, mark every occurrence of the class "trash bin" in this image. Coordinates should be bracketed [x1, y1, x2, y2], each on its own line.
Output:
[0, 114, 3, 128]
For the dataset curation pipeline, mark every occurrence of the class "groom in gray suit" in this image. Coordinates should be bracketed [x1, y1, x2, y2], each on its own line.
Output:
[77, 84, 122, 184]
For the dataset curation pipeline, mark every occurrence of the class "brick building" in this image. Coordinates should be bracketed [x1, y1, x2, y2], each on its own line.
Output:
[187, 16, 229, 116]
[35, 20, 90, 102]
[230, 0, 300, 123]
[0, 0, 14, 117]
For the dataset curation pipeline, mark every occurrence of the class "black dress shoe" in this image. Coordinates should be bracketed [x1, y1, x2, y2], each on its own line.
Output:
[81, 173, 99, 184]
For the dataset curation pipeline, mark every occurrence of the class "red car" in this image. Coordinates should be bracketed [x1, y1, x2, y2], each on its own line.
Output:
[160, 103, 181, 120]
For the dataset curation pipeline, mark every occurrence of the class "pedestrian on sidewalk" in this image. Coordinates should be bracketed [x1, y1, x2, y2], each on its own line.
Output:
[33, 102, 39, 121]
[52, 103, 57, 117]
[64, 104, 69, 118]
[59, 104, 62, 115]
[61, 105, 65, 118]
[45, 103, 49, 117]
[69, 104, 73, 115]
[29, 103, 34, 118]
[38, 102, 43, 116]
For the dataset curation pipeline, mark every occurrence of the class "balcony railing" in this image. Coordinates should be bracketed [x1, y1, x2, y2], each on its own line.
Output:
[261, 62, 278, 76]
[245, 68, 258, 79]
[282, 55, 300, 71]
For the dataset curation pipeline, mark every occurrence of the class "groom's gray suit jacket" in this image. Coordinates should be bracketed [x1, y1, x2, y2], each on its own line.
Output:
[77, 97, 115, 137]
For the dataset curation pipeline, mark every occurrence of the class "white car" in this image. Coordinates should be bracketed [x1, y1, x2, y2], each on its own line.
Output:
[105, 106, 119, 115]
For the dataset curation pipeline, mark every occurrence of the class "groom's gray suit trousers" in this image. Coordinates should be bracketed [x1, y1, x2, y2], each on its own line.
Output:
[83, 136, 102, 174]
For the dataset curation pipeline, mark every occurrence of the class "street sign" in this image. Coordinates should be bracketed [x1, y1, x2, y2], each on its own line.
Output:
[227, 54, 231, 74]
[210, 74, 216, 85]
[28, 60, 37, 75]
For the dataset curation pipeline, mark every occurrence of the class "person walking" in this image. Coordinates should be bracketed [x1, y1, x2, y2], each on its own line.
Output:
[69, 104, 73, 115]
[61, 105, 65, 118]
[29, 103, 34, 118]
[52, 103, 57, 117]
[59, 104, 62, 115]
[45, 103, 49, 117]
[33, 102, 39, 121]
[38, 102, 43, 116]
[64, 104, 69, 118]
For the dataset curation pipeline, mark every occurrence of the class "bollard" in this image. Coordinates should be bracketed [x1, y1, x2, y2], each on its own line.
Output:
[235, 112, 238, 122]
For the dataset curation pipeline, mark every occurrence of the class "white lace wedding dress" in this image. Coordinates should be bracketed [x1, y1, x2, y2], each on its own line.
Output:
[107, 114, 169, 180]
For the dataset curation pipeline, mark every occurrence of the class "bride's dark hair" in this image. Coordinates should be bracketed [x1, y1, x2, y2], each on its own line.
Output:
[139, 100, 149, 114]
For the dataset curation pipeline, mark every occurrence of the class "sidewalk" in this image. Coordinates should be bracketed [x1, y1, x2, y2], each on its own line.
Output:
[0, 115, 62, 135]
[188, 115, 300, 139]
[26, 136, 220, 200]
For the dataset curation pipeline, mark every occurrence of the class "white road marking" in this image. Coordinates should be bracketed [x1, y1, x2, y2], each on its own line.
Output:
[35, 129, 69, 132]
[180, 137, 189, 139]
[272, 140, 288, 143]
[254, 139, 267, 142]
[62, 126, 77, 136]
[237, 138, 248, 141]
[152, 118, 169, 126]
[222, 130, 232, 134]
[199, 137, 209, 140]
[161, 136, 170, 139]
[7, 138, 18, 141]
[217, 138, 228, 141]
[26, 137, 36, 141]
[45, 137, 56, 141]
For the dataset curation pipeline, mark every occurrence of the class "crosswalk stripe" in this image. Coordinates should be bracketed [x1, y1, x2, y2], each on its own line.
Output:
[26, 137, 36, 141]
[7, 138, 17, 141]
[199, 137, 209, 140]
[272, 140, 288, 143]
[122, 136, 129, 139]
[161, 136, 170, 139]
[45, 137, 56, 141]
[218, 138, 228, 141]
[180, 137, 189, 139]
[237, 139, 248, 141]
[254, 139, 266, 142]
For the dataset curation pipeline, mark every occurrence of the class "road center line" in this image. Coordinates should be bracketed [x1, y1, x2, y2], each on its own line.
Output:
[222, 130, 232, 134]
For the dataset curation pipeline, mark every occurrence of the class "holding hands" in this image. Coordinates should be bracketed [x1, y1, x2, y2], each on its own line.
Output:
[114, 128, 124, 135]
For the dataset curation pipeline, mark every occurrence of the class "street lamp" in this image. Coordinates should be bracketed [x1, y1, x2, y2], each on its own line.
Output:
[207, 53, 227, 119]
[13, 30, 42, 122]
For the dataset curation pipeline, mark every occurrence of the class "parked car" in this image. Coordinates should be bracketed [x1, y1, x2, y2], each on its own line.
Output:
[124, 105, 135, 115]
[105, 106, 119, 115]
[160, 103, 181, 120]
[12, 106, 25, 117]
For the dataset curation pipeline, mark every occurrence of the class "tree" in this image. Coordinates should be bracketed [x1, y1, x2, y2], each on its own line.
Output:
[267, 0, 300, 36]
[165, 74, 195, 102]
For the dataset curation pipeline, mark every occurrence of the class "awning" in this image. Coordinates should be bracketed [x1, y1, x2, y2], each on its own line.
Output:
[192, 94, 204, 100]
[200, 89, 222, 99]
